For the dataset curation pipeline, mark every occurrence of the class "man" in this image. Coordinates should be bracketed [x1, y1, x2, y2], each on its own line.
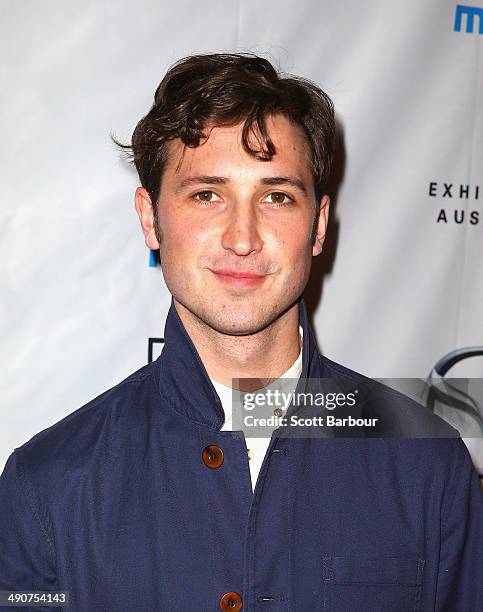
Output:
[0, 53, 481, 611]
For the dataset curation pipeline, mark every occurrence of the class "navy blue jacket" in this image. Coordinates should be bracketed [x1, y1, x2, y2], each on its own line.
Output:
[1, 297, 482, 611]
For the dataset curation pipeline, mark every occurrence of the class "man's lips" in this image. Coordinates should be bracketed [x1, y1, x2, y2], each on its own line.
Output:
[210, 268, 267, 287]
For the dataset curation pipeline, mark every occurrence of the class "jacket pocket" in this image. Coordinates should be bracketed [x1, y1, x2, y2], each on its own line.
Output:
[322, 555, 425, 612]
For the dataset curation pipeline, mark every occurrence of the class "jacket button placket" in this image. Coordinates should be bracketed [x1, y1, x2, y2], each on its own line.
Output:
[199, 435, 249, 610]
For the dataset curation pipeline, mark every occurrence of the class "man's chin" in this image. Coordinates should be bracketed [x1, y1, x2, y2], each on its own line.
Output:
[186, 302, 274, 336]
[201, 312, 271, 337]
[173, 292, 298, 337]
[200, 299, 298, 337]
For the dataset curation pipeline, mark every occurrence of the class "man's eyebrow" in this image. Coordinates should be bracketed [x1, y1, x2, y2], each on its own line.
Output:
[175, 175, 308, 194]
[260, 176, 308, 195]
[175, 176, 229, 192]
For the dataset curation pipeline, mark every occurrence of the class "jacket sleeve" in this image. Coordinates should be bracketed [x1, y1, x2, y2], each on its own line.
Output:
[0, 449, 58, 595]
[435, 438, 483, 610]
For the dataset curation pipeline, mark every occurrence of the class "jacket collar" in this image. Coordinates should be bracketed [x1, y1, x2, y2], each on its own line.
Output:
[156, 295, 324, 429]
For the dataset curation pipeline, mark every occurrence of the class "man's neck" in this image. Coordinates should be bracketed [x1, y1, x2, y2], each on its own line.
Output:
[174, 299, 301, 390]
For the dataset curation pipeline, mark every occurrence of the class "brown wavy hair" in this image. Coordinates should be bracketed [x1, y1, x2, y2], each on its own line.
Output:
[116, 52, 335, 229]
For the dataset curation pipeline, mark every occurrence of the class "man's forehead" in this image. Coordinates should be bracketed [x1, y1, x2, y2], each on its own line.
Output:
[164, 116, 313, 185]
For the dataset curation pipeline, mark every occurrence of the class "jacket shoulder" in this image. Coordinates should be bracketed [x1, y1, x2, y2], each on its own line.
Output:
[10, 361, 157, 474]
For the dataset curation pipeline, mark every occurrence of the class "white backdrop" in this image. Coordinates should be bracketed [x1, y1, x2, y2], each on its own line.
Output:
[2, 0, 482, 471]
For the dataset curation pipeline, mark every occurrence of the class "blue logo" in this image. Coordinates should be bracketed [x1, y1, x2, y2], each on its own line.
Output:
[149, 249, 158, 267]
[454, 4, 483, 34]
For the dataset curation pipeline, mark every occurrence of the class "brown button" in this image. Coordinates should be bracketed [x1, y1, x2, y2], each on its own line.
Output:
[202, 445, 224, 468]
[219, 591, 243, 611]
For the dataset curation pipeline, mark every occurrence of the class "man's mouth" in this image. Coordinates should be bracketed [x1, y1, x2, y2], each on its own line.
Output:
[209, 268, 267, 287]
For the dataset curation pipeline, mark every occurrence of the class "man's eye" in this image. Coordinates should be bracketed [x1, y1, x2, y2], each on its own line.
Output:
[266, 192, 293, 206]
[193, 190, 220, 204]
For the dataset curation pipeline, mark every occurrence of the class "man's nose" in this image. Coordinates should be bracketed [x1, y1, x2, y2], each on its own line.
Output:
[220, 202, 263, 256]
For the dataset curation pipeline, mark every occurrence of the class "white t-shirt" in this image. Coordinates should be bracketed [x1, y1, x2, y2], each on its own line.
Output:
[211, 326, 303, 492]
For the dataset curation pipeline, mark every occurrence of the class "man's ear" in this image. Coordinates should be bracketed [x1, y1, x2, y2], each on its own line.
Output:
[312, 195, 330, 256]
[134, 187, 160, 250]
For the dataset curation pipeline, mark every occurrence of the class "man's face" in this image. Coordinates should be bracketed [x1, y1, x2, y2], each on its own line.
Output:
[135, 113, 329, 336]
